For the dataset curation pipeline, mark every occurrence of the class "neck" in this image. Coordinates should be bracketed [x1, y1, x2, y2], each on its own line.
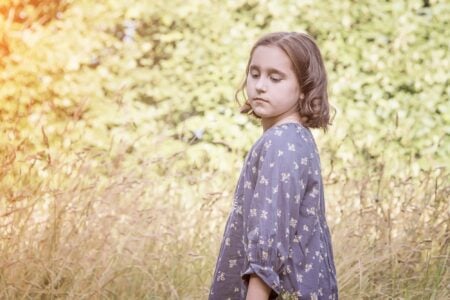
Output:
[261, 114, 302, 132]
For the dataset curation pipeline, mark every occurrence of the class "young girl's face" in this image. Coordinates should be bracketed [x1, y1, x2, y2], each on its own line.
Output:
[246, 45, 302, 123]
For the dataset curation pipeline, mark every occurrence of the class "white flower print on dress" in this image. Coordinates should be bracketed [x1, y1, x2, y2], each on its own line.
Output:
[229, 259, 237, 268]
[259, 175, 269, 186]
[288, 143, 296, 151]
[272, 185, 278, 194]
[217, 271, 225, 281]
[299, 179, 306, 190]
[310, 187, 319, 198]
[274, 129, 283, 136]
[244, 180, 252, 189]
[281, 172, 290, 183]
[301, 157, 308, 165]
[306, 207, 316, 215]
[290, 218, 298, 228]
[260, 210, 268, 219]
[287, 265, 292, 274]
[262, 250, 268, 261]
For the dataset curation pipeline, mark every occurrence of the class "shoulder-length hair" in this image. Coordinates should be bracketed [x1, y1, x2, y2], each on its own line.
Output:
[236, 32, 333, 131]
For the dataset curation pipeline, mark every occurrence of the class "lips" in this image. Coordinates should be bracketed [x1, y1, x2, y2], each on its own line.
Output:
[253, 97, 268, 102]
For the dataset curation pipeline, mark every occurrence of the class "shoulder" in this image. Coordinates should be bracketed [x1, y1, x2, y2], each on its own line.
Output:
[246, 123, 319, 168]
[259, 123, 315, 155]
[244, 123, 315, 169]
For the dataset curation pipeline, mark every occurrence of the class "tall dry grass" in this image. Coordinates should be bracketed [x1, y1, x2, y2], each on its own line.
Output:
[0, 131, 448, 299]
[0, 132, 232, 299]
[328, 165, 449, 299]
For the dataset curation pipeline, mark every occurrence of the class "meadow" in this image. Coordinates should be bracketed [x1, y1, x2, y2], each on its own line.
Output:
[0, 0, 448, 299]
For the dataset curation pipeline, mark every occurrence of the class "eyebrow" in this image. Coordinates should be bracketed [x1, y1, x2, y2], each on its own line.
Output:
[249, 65, 287, 77]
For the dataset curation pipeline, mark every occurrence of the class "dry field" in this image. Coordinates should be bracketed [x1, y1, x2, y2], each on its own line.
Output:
[0, 132, 448, 299]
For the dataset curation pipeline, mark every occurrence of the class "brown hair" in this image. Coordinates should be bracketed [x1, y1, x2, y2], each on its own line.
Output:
[236, 32, 333, 131]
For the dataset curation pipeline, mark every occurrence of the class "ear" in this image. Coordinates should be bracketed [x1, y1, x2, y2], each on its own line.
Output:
[299, 93, 305, 100]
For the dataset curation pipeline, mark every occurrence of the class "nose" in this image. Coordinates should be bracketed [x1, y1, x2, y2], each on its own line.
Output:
[255, 77, 267, 93]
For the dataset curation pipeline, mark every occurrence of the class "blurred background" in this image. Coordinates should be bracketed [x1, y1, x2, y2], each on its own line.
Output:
[0, 0, 448, 298]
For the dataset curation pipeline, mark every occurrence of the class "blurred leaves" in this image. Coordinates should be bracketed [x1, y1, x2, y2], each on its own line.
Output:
[0, 0, 448, 183]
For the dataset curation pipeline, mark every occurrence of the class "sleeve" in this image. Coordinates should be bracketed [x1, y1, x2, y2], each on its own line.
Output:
[240, 136, 309, 294]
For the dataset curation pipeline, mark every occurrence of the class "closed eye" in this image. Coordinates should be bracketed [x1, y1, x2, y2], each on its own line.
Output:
[270, 76, 281, 82]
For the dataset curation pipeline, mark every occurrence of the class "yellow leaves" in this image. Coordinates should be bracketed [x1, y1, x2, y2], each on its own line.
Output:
[65, 55, 80, 71]
[184, 142, 236, 173]
[124, 3, 145, 19]
[0, 0, 448, 179]
[19, 28, 40, 46]
[341, 15, 352, 29]
[161, 15, 174, 27]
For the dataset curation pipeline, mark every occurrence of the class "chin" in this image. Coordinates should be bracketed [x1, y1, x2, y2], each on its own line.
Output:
[252, 110, 265, 118]
[255, 111, 274, 118]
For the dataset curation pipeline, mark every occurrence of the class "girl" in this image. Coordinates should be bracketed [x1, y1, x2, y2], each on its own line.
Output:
[209, 32, 338, 300]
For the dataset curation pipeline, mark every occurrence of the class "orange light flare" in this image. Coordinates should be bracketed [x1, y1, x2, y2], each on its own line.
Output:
[0, 0, 68, 59]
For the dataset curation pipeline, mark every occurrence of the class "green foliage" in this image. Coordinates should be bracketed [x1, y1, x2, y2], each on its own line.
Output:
[2, 0, 448, 172]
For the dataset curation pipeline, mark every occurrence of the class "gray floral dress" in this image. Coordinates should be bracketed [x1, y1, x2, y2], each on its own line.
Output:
[208, 122, 338, 300]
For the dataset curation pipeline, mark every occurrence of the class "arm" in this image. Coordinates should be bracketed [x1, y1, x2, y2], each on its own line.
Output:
[241, 133, 308, 296]
[246, 275, 271, 300]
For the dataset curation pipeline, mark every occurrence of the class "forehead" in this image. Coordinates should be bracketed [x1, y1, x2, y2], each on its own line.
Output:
[249, 45, 294, 73]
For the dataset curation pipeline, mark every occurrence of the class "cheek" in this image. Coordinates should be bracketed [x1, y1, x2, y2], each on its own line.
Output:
[284, 81, 300, 97]
[245, 80, 253, 94]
